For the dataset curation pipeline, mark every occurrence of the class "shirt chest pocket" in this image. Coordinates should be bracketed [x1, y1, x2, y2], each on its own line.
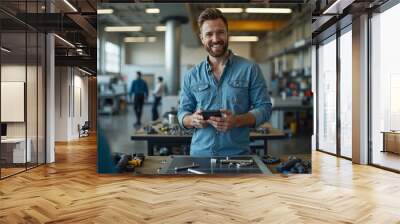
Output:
[191, 83, 212, 109]
[227, 80, 249, 112]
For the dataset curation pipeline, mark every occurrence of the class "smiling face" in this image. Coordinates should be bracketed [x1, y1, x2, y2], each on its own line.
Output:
[199, 18, 229, 58]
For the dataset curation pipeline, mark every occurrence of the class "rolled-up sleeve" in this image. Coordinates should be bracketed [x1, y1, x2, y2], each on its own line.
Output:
[178, 71, 196, 129]
[248, 64, 272, 127]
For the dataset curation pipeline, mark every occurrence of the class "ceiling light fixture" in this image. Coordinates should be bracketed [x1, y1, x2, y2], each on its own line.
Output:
[322, 0, 351, 14]
[147, 37, 157, 42]
[63, 0, 78, 12]
[124, 37, 147, 43]
[217, 8, 243, 13]
[78, 67, 92, 76]
[245, 8, 292, 14]
[105, 26, 142, 32]
[97, 9, 114, 14]
[229, 36, 259, 42]
[146, 8, 160, 14]
[155, 26, 166, 32]
[54, 34, 75, 48]
[1, 47, 11, 53]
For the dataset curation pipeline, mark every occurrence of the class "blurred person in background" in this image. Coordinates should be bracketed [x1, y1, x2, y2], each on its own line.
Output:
[152, 76, 165, 121]
[130, 71, 148, 127]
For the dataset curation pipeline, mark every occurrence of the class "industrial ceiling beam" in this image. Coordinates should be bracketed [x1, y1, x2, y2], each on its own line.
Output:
[67, 14, 97, 39]
[55, 55, 96, 71]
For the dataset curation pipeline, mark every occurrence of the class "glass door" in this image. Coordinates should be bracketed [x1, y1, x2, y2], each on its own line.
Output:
[370, 2, 400, 171]
[317, 36, 337, 154]
[339, 28, 352, 158]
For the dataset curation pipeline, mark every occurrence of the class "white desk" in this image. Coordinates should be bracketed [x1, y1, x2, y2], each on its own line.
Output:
[1, 138, 31, 163]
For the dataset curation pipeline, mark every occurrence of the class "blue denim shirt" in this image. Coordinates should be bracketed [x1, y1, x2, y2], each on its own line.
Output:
[130, 79, 148, 97]
[178, 51, 272, 156]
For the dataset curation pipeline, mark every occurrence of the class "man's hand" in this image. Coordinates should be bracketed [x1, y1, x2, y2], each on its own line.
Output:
[183, 110, 208, 129]
[207, 109, 236, 132]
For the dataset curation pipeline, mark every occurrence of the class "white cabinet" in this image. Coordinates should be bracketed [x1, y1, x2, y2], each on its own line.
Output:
[1, 138, 32, 163]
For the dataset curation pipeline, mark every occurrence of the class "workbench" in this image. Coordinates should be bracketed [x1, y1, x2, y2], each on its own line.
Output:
[133, 155, 272, 175]
[131, 127, 286, 156]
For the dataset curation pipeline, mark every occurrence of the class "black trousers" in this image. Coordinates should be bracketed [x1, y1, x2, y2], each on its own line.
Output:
[152, 96, 162, 121]
[134, 94, 145, 124]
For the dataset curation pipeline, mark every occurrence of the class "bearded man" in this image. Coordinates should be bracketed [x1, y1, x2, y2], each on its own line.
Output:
[178, 8, 272, 156]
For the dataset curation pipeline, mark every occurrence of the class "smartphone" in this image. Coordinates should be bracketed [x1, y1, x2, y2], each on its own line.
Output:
[201, 110, 222, 120]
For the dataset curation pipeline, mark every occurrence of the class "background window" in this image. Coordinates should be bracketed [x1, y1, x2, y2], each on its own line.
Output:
[371, 3, 400, 170]
[318, 37, 337, 154]
[105, 41, 120, 73]
[339, 29, 352, 158]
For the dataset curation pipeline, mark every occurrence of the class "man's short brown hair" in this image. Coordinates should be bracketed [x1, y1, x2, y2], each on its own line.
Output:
[197, 8, 228, 32]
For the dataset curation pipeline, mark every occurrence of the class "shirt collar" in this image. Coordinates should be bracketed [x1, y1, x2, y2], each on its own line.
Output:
[205, 50, 233, 74]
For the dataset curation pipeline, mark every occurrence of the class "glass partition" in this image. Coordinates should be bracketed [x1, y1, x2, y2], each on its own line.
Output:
[339, 29, 352, 158]
[317, 36, 337, 154]
[38, 32, 46, 165]
[27, 29, 37, 169]
[0, 1, 46, 179]
[371, 3, 400, 171]
[1, 30, 28, 177]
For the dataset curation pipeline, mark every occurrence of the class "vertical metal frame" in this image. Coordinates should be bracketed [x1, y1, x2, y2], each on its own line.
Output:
[0, 18, 2, 179]
[336, 27, 341, 157]
[315, 44, 320, 151]
[367, 11, 373, 165]
[36, 0, 39, 168]
[25, 0, 28, 171]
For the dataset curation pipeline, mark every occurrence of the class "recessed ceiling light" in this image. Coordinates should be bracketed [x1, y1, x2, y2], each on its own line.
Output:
[245, 8, 292, 14]
[98, 9, 114, 14]
[229, 36, 259, 42]
[105, 26, 142, 32]
[155, 26, 166, 32]
[1, 47, 11, 53]
[124, 37, 147, 43]
[78, 67, 92, 76]
[146, 8, 160, 14]
[217, 8, 243, 13]
[54, 34, 75, 48]
[63, 0, 78, 12]
[322, 0, 345, 14]
[147, 37, 157, 42]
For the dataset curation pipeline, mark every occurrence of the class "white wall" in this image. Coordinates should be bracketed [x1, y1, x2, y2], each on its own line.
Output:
[55, 67, 89, 141]
[1, 65, 32, 137]
[1, 64, 46, 163]
[55, 67, 68, 141]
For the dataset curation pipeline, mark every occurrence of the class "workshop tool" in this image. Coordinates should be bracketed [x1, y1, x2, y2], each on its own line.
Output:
[187, 168, 206, 174]
[125, 165, 135, 172]
[276, 156, 311, 174]
[262, 155, 281, 164]
[133, 153, 145, 161]
[128, 158, 142, 167]
[115, 154, 132, 173]
[220, 158, 254, 164]
[174, 162, 200, 172]
[276, 158, 302, 173]
[128, 154, 145, 167]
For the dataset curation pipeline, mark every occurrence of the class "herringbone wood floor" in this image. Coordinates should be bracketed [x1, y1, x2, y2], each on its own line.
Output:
[1, 135, 400, 224]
